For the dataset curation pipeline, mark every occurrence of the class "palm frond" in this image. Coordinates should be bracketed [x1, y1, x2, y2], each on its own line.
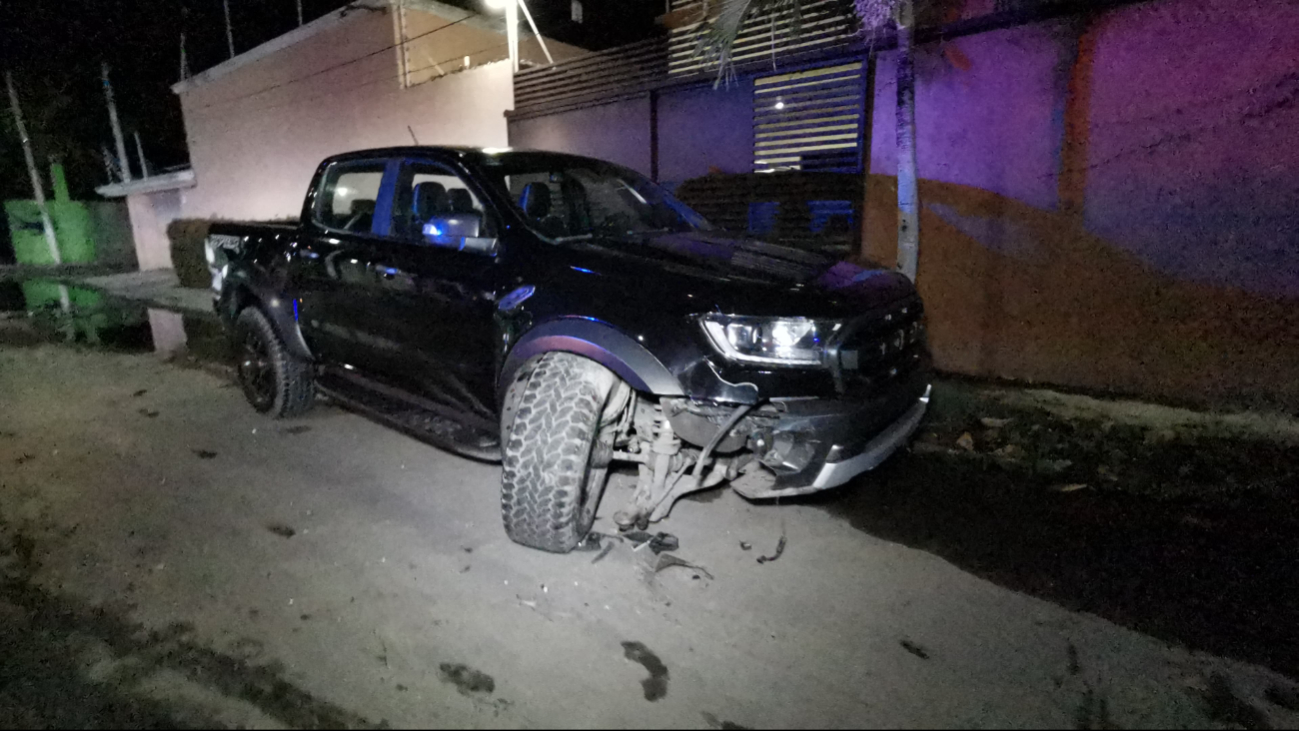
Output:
[694, 0, 807, 84]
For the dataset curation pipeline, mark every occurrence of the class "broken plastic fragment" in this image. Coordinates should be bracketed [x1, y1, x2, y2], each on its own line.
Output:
[654, 553, 713, 580]
[757, 535, 786, 564]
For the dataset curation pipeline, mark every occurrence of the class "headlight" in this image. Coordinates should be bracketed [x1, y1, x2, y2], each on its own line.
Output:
[700, 315, 838, 366]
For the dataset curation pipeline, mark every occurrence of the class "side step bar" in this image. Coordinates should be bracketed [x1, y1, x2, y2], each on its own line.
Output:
[317, 368, 501, 463]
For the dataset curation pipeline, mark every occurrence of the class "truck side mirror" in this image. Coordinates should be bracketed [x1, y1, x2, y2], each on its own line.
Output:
[421, 213, 498, 256]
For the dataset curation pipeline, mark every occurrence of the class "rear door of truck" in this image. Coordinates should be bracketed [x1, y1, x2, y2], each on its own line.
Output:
[292, 156, 398, 374]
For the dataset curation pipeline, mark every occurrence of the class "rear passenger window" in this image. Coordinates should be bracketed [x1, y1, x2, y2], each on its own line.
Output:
[317, 161, 386, 234]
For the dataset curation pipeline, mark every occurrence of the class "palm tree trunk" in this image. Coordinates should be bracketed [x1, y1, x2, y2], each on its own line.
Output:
[893, 0, 920, 281]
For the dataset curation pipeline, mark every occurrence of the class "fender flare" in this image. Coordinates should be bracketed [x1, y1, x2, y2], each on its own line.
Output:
[500, 319, 685, 398]
[222, 273, 314, 362]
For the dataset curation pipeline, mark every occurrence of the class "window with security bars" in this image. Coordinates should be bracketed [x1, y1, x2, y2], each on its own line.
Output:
[752, 61, 867, 173]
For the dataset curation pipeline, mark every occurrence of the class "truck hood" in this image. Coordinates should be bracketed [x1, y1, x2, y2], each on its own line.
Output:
[562, 230, 917, 316]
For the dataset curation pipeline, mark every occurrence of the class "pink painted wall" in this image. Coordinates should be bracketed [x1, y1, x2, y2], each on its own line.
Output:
[176, 7, 529, 222]
[126, 190, 181, 271]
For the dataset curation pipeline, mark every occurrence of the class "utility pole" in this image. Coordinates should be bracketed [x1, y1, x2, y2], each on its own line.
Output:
[101, 144, 116, 183]
[133, 130, 151, 178]
[223, 0, 236, 58]
[5, 71, 61, 264]
[296, 0, 304, 26]
[179, 32, 190, 82]
[517, 0, 553, 66]
[101, 63, 132, 183]
[505, 0, 519, 73]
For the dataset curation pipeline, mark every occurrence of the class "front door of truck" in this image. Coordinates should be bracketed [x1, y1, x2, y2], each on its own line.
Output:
[291, 157, 399, 375]
[359, 157, 505, 423]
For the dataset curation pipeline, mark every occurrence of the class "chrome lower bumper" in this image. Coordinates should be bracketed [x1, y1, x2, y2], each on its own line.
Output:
[810, 384, 930, 489]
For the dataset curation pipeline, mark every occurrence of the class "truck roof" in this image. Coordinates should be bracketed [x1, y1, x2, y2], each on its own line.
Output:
[322, 146, 617, 169]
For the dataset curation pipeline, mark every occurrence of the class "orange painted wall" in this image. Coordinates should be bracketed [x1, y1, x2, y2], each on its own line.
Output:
[863, 0, 1299, 409]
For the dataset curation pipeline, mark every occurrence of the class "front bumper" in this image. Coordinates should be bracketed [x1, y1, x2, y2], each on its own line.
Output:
[731, 380, 931, 500]
[809, 384, 930, 489]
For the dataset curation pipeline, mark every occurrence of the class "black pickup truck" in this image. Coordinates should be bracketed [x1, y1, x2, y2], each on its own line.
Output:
[205, 146, 931, 553]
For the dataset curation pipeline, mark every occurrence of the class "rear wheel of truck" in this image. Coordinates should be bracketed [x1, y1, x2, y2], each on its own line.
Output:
[235, 306, 315, 418]
[500, 352, 619, 553]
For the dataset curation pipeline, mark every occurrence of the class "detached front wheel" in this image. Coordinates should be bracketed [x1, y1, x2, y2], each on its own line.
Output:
[500, 352, 620, 553]
[235, 307, 315, 418]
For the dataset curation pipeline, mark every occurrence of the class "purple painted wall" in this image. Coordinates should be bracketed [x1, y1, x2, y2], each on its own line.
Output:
[508, 96, 654, 176]
[1081, 0, 1299, 299]
[657, 81, 754, 186]
[507, 81, 753, 187]
[860, 0, 1299, 407]
[868, 0, 1299, 299]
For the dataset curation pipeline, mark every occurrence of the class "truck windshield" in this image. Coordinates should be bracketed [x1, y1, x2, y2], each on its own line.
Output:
[481, 155, 712, 242]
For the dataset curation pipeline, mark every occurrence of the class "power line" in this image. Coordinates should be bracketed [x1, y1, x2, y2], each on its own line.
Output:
[197, 39, 512, 121]
[190, 1, 566, 113]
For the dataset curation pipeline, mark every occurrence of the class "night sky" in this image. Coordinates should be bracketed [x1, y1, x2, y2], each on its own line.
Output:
[0, 0, 656, 204]
[0, 0, 402, 200]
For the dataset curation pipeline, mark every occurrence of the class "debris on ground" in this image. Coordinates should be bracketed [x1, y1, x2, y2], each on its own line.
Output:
[955, 432, 976, 451]
[993, 444, 1026, 460]
[980, 417, 1012, 428]
[621, 531, 680, 554]
[739, 541, 752, 551]
[701, 711, 751, 730]
[648, 533, 679, 555]
[1053, 484, 1090, 493]
[265, 522, 296, 538]
[438, 663, 496, 696]
[575, 532, 605, 552]
[900, 639, 930, 660]
[757, 524, 787, 565]
[591, 543, 614, 564]
[654, 553, 713, 581]
[15, 453, 35, 465]
[193, 449, 218, 459]
[131, 389, 148, 397]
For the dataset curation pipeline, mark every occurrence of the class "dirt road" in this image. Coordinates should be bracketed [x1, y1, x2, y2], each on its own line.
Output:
[2, 340, 1297, 728]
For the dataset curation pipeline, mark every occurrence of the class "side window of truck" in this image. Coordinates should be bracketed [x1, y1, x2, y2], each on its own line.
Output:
[316, 161, 386, 234]
[393, 161, 494, 249]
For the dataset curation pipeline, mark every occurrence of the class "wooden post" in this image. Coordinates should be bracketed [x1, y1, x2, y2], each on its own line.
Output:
[5, 71, 61, 264]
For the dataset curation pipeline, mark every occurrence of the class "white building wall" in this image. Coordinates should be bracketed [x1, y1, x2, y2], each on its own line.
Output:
[175, 7, 517, 222]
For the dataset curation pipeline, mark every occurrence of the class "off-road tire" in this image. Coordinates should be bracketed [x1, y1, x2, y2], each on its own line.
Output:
[500, 352, 618, 553]
[235, 307, 315, 418]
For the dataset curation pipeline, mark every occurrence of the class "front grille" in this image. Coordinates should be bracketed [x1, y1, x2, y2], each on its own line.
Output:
[831, 299, 925, 397]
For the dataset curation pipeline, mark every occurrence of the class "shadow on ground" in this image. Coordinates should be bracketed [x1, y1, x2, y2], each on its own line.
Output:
[0, 516, 382, 729]
[806, 385, 1299, 680]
